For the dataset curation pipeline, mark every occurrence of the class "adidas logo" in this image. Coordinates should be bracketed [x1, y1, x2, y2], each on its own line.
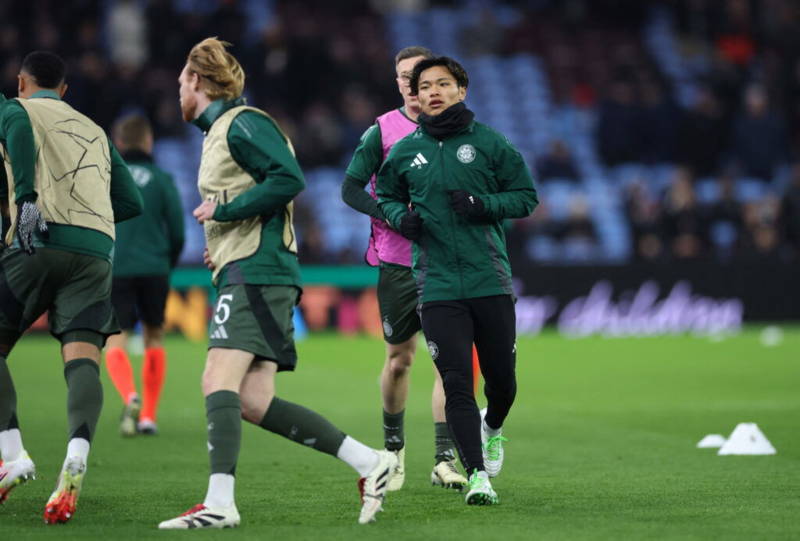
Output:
[181, 510, 228, 529]
[210, 325, 228, 340]
[410, 152, 428, 169]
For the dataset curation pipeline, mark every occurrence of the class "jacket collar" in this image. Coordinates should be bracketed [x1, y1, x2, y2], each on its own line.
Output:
[191, 97, 246, 133]
[121, 149, 153, 163]
[418, 119, 475, 138]
[29, 89, 61, 100]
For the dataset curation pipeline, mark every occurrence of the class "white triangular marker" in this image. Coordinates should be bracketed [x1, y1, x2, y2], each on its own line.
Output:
[697, 434, 726, 448]
[717, 423, 776, 455]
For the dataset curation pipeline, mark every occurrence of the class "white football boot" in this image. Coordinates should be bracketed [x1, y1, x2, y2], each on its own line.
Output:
[158, 503, 241, 529]
[357, 450, 397, 524]
[0, 451, 36, 503]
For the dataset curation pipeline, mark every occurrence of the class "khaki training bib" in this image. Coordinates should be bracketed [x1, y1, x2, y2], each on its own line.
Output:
[3, 97, 114, 245]
[198, 105, 297, 284]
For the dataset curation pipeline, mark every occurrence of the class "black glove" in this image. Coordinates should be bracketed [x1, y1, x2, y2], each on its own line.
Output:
[16, 200, 48, 255]
[448, 190, 486, 219]
[399, 210, 423, 241]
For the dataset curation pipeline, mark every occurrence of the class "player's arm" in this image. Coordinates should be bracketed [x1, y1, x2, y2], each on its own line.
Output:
[341, 123, 385, 220]
[375, 151, 410, 230]
[0, 100, 49, 253]
[0, 96, 10, 242]
[161, 172, 185, 268]
[213, 111, 304, 222]
[479, 137, 538, 220]
[109, 140, 144, 222]
[0, 166, 8, 243]
[0, 100, 37, 203]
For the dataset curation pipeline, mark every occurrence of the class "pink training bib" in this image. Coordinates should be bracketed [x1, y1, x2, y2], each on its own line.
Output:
[365, 109, 417, 267]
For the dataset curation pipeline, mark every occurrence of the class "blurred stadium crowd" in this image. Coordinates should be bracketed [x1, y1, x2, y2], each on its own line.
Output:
[1, 0, 799, 265]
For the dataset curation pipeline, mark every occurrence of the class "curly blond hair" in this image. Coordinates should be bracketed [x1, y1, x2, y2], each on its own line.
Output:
[187, 37, 245, 101]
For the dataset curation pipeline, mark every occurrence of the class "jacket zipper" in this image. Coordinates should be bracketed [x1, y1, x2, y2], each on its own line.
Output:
[439, 140, 465, 298]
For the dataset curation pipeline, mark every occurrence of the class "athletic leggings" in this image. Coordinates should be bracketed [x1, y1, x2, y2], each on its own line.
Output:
[420, 294, 517, 473]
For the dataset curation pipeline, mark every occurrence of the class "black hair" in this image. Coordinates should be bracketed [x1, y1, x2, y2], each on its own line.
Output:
[21, 51, 66, 89]
[409, 56, 469, 96]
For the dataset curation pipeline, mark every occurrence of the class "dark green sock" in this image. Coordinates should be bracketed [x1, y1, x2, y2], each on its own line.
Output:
[64, 358, 103, 442]
[206, 390, 241, 475]
[0, 355, 18, 430]
[383, 409, 405, 451]
[258, 397, 346, 456]
[434, 422, 456, 462]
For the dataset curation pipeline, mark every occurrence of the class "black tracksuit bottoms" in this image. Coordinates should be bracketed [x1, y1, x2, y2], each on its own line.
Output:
[420, 294, 517, 473]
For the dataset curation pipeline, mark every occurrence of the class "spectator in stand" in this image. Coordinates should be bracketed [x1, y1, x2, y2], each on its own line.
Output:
[661, 168, 707, 259]
[505, 202, 560, 263]
[784, 57, 800, 154]
[535, 139, 580, 182]
[638, 79, 679, 164]
[297, 222, 330, 264]
[730, 84, 789, 181]
[707, 169, 743, 260]
[293, 102, 345, 167]
[557, 196, 599, 261]
[780, 163, 800, 259]
[677, 85, 726, 177]
[624, 182, 665, 261]
[713, 0, 756, 68]
[460, 8, 505, 57]
[739, 196, 783, 261]
[596, 79, 641, 166]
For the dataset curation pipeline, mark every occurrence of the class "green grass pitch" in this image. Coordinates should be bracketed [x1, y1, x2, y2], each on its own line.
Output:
[2, 328, 798, 540]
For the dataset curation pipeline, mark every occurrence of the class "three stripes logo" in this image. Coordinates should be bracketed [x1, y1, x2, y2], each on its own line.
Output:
[410, 152, 428, 169]
[361, 464, 391, 502]
[181, 511, 228, 529]
[210, 325, 228, 340]
[373, 465, 390, 497]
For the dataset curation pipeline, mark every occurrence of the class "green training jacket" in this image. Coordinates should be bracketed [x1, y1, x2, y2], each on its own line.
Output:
[191, 98, 304, 290]
[376, 120, 538, 303]
[113, 151, 185, 277]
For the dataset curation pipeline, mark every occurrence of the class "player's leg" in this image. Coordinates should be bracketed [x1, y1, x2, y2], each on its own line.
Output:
[106, 331, 140, 437]
[138, 324, 165, 433]
[232, 284, 395, 524]
[0, 248, 60, 503]
[240, 361, 396, 524]
[0, 338, 36, 504]
[158, 346, 251, 530]
[380, 337, 414, 490]
[376, 265, 421, 490]
[420, 300, 498, 505]
[44, 251, 119, 523]
[471, 295, 517, 479]
[241, 361, 350, 456]
[159, 283, 276, 529]
[106, 276, 140, 436]
[44, 337, 104, 523]
[138, 274, 170, 434]
[430, 365, 467, 490]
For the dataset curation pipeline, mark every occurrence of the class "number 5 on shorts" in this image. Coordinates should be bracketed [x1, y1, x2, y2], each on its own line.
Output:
[214, 294, 233, 324]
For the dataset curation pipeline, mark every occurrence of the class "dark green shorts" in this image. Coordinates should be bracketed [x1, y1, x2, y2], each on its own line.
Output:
[0, 248, 118, 351]
[208, 284, 299, 371]
[377, 265, 421, 345]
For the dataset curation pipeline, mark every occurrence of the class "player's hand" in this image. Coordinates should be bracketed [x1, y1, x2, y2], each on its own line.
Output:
[448, 190, 486, 219]
[16, 200, 49, 255]
[193, 200, 217, 224]
[203, 247, 215, 271]
[399, 210, 423, 241]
